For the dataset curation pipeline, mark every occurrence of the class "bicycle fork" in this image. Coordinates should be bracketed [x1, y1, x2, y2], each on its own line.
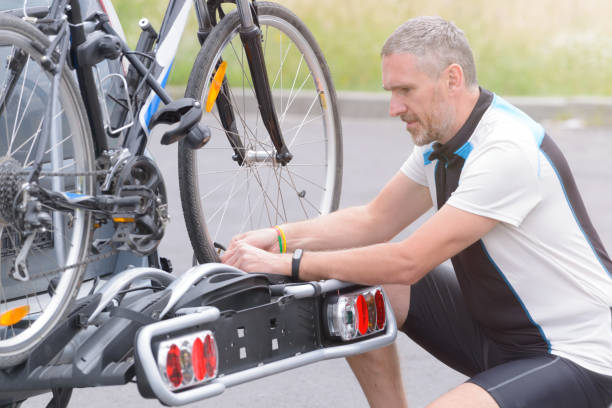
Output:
[233, 0, 293, 165]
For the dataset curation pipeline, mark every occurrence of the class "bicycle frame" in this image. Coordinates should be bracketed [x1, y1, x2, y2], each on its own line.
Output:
[67, 0, 291, 162]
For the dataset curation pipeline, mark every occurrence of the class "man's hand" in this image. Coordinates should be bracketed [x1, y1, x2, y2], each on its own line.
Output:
[226, 227, 280, 254]
[221, 241, 290, 275]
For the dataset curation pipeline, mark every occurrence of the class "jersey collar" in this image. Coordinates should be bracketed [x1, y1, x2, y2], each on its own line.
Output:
[429, 87, 493, 164]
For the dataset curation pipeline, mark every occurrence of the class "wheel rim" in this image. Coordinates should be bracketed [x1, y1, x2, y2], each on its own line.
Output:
[193, 13, 339, 249]
[0, 31, 91, 352]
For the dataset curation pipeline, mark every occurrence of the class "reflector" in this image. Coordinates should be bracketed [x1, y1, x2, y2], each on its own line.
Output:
[355, 295, 368, 335]
[0, 305, 29, 326]
[375, 290, 386, 330]
[166, 344, 182, 388]
[192, 337, 206, 381]
[365, 293, 376, 332]
[180, 344, 193, 383]
[205, 61, 228, 112]
[204, 334, 217, 377]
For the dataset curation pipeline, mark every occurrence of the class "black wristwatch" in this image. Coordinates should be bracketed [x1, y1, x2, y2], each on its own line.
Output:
[291, 249, 303, 281]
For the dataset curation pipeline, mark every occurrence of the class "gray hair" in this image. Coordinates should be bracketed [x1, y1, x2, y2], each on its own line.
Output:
[381, 16, 477, 87]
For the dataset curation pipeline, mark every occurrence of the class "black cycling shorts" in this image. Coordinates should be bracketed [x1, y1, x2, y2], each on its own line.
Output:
[401, 264, 612, 408]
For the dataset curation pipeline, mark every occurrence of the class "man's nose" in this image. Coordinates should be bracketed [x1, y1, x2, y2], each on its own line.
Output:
[388, 94, 406, 117]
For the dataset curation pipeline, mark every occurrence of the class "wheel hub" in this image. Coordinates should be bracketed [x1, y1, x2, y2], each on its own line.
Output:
[243, 150, 277, 165]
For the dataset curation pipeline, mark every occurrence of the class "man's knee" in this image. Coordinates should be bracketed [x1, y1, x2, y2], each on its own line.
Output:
[427, 383, 499, 408]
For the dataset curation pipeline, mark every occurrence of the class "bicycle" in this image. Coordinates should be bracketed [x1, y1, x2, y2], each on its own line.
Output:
[0, 0, 342, 370]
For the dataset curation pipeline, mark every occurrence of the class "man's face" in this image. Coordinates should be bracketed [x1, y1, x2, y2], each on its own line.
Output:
[382, 53, 456, 146]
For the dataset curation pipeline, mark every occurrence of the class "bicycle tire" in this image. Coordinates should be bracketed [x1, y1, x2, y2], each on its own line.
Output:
[0, 14, 94, 368]
[179, 2, 342, 263]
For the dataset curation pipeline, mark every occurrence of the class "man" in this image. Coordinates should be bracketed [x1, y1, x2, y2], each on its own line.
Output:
[221, 16, 612, 408]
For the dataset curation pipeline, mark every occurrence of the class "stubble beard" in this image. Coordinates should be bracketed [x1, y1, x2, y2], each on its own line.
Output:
[410, 100, 456, 147]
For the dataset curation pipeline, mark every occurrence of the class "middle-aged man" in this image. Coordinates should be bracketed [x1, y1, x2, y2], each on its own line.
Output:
[221, 16, 612, 408]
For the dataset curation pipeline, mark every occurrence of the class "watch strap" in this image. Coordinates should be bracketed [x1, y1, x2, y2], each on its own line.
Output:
[291, 249, 303, 281]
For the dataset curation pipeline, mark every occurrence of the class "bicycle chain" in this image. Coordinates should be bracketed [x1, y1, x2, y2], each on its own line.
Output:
[16, 169, 111, 177]
[36, 247, 119, 280]
[9, 168, 117, 277]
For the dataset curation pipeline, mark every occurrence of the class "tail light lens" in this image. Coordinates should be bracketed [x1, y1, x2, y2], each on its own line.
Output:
[355, 294, 368, 335]
[326, 287, 387, 341]
[375, 290, 386, 330]
[158, 330, 218, 390]
[166, 344, 182, 388]
[192, 337, 206, 381]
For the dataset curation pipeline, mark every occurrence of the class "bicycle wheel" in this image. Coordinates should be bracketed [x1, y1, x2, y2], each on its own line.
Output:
[0, 14, 94, 368]
[179, 2, 342, 263]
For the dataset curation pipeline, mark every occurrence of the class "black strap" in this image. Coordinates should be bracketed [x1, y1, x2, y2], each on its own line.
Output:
[291, 249, 303, 281]
[110, 306, 157, 326]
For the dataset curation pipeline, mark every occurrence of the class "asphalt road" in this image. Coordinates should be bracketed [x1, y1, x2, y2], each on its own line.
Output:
[22, 116, 612, 408]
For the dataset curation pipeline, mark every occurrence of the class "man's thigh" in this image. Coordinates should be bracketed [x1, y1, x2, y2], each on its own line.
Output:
[401, 263, 489, 377]
[469, 355, 612, 408]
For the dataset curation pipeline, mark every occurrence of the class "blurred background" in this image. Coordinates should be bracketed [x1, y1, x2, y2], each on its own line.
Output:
[112, 0, 612, 95]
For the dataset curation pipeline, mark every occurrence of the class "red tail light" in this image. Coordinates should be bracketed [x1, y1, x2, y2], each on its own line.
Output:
[166, 344, 183, 388]
[192, 337, 206, 381]
[158, 330, 218, 391]
[375, 290, 386, 330]
[326, 287, 388, 341]
[355, 294, 368, 335]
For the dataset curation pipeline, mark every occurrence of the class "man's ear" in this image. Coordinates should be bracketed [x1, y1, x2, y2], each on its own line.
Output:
[446, 64, 464, 93]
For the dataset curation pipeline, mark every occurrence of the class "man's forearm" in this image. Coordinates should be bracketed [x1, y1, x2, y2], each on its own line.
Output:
[279, 205, 392, 252]
[297, 241, 423, 286]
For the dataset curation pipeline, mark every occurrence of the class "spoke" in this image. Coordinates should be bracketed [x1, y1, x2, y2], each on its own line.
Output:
[12, 117, 42, 159]
[287, 93, 320, 148]
[198, 168, 244, 177]
[200, 167, 242, 200]
[22, 109, 65, 166]
[228, 41, 255, 91]
[291, 137, 326, 148]
[279, 54, 308, 124]
[43, 133, 72, 155]
[249, 163, 276, 227]
[12, 72, 42, 143]
[285, 167, 327, 191]
[284, 167, 310, 219]
[280, 72, 312, 124]
[286, 163, 327, 167]
[8, 58, 30, 153]
[272, 164, 289, 224]
[279, 171, 321, 215]
[22, 116, 45, 166]
[247, 162, 284, 226]
[270, 36, 292, 91]
[205, 167, 254, 223]
[211, 163, 243, 241]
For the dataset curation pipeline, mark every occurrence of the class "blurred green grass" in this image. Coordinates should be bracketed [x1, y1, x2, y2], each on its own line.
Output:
[112, 0, 612, 95]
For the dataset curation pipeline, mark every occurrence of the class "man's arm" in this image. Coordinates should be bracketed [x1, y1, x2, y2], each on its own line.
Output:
[225, 171, 433, 253]
[222, 204, 498, 285]
[283, 171, 433, 250]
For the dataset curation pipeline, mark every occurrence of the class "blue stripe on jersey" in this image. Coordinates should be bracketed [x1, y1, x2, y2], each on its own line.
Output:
[454, 141, 473, 160]
[480, 242, 552, 352]
[424, 148, 434, 165]
[492, 95, 545, 147]
[541, 150, 612, 278]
